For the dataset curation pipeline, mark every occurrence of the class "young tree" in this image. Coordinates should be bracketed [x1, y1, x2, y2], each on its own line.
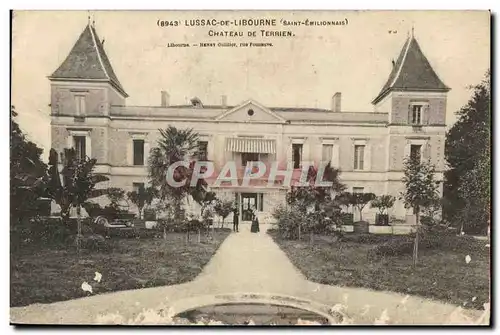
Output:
[286, 163, 346, 239]
[45, 148, 109, 252]
[214, 199, 235, 228]
[445, 71, 491, 234]
[127, 185, 157, 219]
[338, 192, 376, 222]
[401, 157, 441, 267]
[10, 106, 47, 223]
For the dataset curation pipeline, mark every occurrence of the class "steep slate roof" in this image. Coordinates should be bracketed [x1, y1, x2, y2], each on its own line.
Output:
[50, 24, 128, 97]
[372, 34, 449, 104]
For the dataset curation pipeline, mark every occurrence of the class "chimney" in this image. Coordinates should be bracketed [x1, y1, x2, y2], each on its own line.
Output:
[161, 91, 169, 107]
[331, 92, 341, 112]
[221, 95, 227, 108]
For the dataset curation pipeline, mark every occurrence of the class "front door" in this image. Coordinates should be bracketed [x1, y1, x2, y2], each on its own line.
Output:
[241, 193, 257, 221]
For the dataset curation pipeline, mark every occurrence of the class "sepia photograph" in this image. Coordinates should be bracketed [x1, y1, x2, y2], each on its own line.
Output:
[10, 10, 491, 325]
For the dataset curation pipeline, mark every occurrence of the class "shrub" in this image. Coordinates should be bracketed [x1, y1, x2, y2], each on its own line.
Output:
[271, 204, 306, 240]
[11, 217, 73, 249]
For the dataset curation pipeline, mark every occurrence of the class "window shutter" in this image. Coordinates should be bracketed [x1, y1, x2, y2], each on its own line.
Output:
[144, 141, 150, 165]
[365, 144, 371, 171]
[408, 104, 412, 124]
[423, 105, 430, 125]
[332, 144, 340, 169]
[423, 141, 431, 161]
[85, 134, 91, 159]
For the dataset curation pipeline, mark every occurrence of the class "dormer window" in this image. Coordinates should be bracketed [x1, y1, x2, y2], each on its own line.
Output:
[190, 97, 203, 108]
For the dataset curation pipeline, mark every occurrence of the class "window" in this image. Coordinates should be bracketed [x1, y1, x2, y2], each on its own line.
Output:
[74, 95, 86, 116]
[198, 141, 208, 160]
[133, 139, 145, 166]
[241, 152, 259, 167]
[133, 182, 145, 193]
[412, 105, 423, 125]
[354, 145, 365, 170]
[322, 144, 333, 164]
[292, 143, 303, 169]
[410, 144, 422, 163]
[73, 136, 86, 160]
[353, 187, 364, 194]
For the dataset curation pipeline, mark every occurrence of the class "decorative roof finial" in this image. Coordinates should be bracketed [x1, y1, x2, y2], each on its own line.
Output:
[87, 11, 91, 25]
[411, 25, 415, 37]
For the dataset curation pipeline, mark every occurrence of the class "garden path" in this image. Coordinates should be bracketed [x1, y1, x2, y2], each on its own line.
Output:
[10, 223, 486, 325]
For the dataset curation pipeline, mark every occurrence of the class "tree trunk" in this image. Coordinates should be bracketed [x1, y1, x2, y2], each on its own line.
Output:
[298, 223, 301, 241]
[310, 231, 314, 244]
[61, 205, 71, 225]
[412, 207, 420, 268]
[76, 205, 82, 254]
[197, 229, 201, 243]
[163, 226, 167, 240]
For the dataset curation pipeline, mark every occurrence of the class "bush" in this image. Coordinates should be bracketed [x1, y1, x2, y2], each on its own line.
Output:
[11, 217, 73, 249]
[271, 204, 306, 240]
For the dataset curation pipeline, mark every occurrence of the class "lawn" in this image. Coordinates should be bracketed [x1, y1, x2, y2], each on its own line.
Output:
[268, 230, 490, 310]
[10, 229, 231, 307]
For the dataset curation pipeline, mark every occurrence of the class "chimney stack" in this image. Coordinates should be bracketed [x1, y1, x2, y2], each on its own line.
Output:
[221, 95, 227, 108]
[331, 92, 341, 112]
[161, 91, 170, 107]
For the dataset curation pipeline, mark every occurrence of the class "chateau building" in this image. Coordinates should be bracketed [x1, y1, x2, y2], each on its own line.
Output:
[50, 23, 449, 223]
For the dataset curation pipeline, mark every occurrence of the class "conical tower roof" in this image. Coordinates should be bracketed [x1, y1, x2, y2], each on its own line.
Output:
[372, 34, 449, 104]
[50, 23, 128, 97]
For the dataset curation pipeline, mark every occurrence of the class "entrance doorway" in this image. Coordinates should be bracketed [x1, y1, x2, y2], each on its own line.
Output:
[241, 193, 257, 221]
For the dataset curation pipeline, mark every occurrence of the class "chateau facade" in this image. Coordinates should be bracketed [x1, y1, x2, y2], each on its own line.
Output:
[50, 23, 449, 223]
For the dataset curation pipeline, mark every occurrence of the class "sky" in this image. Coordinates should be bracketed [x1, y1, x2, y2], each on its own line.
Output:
[11, 10, 490, 158]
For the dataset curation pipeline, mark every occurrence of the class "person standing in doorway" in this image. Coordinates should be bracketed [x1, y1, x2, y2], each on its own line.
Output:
[233, 205, 239, 232]
[250, 208, 260, 233]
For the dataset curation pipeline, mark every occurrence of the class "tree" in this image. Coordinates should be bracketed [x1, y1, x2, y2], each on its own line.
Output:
[214, 199, 235, 228]
[127, 185, 157, 219]
[286, 163, 346, 240]
[401, 157, 441, 267]
[338, 192, 375, 222]
[45, 148, 109, 252]
[371, 195, 396, 225]
[10, 106, 47, 223]
[445, 71, 491, 234]
[371, 195, 396, 215]
[148, 126, 208, 239]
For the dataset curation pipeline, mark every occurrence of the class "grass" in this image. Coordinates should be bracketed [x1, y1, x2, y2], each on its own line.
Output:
[10, 229, 231, 307]
[268, 230, 490, 310]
